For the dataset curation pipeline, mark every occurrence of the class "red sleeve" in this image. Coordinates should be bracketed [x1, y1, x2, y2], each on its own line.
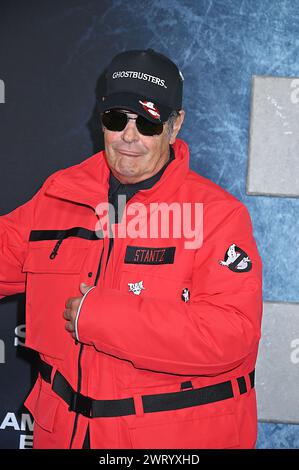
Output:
[77, 202, 263, 375]
[0, 181, 51, 298]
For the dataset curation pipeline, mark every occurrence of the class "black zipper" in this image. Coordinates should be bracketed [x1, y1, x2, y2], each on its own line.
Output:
[68, 190, 131, 447]
[49, 238, 64, 259]
[69, 246, 104, 448]
[94, 248, 104, 286]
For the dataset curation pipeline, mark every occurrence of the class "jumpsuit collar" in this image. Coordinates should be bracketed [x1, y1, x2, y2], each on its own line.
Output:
[44, 139, 189, 209]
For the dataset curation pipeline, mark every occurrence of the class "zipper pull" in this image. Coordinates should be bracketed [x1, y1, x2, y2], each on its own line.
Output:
[50, 238, 63, 259]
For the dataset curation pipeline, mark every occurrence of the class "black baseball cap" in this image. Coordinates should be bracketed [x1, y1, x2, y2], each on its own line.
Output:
[99, 49, 184, 123]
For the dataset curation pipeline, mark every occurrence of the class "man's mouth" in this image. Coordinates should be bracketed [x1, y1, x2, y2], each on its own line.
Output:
[118, 149, 142, 157]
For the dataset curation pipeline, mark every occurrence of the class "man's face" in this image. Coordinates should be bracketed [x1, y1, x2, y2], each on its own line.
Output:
[102, 109, 184, 184]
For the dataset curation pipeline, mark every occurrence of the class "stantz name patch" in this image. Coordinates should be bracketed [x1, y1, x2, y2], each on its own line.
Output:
[219, 243, 252, 273]
[125, 246, 176, 265]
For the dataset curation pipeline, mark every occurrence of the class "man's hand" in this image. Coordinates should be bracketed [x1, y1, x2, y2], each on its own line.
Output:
[63, 283, 92, 339]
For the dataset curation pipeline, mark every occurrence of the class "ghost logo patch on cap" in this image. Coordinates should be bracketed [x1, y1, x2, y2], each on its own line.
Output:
[219, 243, 252, 273]
[139, 100, 160, 120]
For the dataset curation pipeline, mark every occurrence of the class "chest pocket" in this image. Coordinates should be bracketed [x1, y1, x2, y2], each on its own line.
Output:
[23, 245, 89, 273]
[22, 245, 89, 359]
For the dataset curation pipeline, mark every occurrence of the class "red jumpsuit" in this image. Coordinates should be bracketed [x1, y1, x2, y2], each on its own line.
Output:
[0, 139, 262, 448]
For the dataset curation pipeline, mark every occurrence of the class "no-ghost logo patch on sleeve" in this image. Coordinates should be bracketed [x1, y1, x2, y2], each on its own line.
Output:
[219, 243, 252, 273]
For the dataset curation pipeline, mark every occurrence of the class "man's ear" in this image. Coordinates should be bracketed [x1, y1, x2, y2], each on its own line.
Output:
[169, 110, 185, 144]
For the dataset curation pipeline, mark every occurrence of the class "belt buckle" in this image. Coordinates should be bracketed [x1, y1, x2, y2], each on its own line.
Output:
[69, 392, 93, 418]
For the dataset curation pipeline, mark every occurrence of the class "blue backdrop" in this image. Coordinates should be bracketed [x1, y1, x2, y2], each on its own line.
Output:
[0, 0, 298, 448]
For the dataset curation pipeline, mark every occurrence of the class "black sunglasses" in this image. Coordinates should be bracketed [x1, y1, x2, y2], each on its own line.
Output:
[101, 109, 164, 136]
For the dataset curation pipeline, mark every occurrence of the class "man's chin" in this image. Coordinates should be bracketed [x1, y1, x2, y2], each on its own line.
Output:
[113, 166, 143, 183]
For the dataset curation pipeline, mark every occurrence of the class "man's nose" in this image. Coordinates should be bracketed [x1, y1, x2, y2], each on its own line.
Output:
[122, 119, 140, 142]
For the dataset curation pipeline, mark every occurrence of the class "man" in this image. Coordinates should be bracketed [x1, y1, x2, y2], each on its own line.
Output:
[0, 49, 262, 449]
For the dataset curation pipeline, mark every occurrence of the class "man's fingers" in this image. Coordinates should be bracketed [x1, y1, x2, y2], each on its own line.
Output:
[80, 283, 92, 295]
[65, 297, 82, 309]
[65, 297, 75, 309]
[63, 296, 82, 338]
[65, 321, 74, 333]
[63, 309, 71, 320]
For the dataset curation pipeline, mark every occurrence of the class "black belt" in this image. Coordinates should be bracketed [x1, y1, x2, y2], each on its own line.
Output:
[38, 358, 255, 418]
